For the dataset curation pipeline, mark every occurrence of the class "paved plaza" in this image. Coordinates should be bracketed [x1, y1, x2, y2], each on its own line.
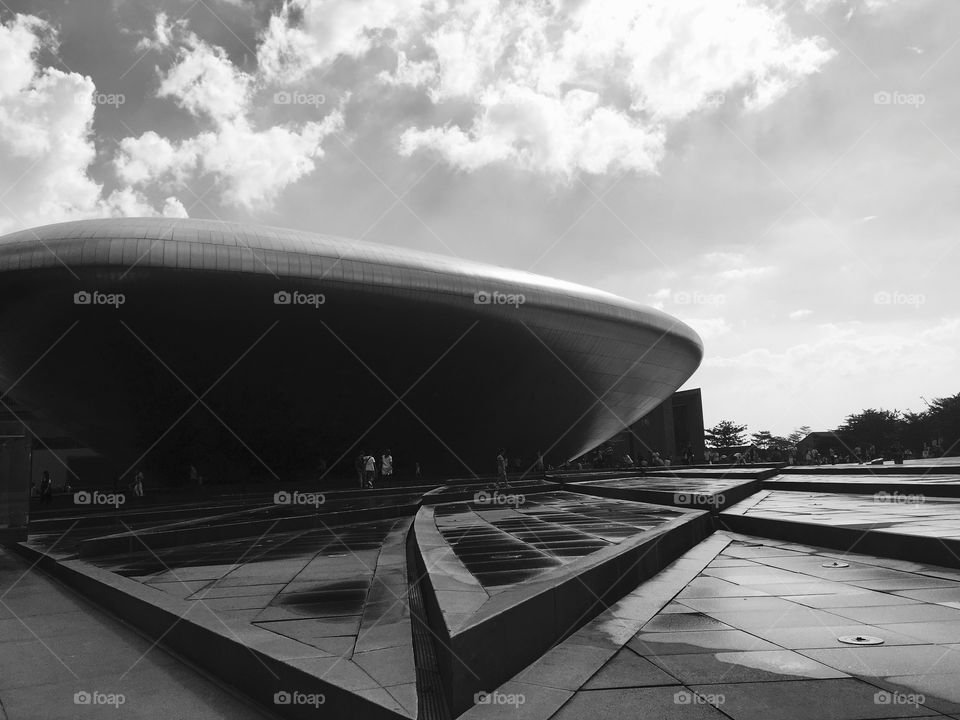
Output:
[6, 463, 960, 719]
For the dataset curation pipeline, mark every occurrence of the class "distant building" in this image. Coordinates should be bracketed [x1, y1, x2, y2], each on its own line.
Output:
[609, 388, 705, 464]
[797, 431, 842, 457]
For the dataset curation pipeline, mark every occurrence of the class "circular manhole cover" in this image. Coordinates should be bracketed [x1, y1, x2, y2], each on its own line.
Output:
[822, 561, 850, 568]
[838, 635, 884, 645]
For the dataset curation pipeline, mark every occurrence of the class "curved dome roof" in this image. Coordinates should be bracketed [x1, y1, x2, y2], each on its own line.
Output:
[0, 217, 702, 353]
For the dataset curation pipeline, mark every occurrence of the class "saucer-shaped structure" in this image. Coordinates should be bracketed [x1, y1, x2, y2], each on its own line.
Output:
[0, 218, 702, 482]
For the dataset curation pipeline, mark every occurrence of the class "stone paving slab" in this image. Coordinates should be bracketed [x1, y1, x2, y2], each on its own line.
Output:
[721, 491, 960, 569]
[417, 491, 712, 716]
[765, 473, 960, 498]
[558, 475, 759, 512]
[460, 532, 960, 720]
[12, 516, 418, 720]
[457, 533, 731, 719]
[0, 547, 271, 720]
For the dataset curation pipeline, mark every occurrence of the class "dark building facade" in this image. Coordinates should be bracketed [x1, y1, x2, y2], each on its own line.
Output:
[610, 388, 705, 465]
[0, 218, 703, 485]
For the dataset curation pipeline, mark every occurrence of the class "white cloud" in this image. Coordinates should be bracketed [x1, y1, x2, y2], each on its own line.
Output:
[0, 14, 180, 235]
[117, 27, 344, 209]
[257, 0, 429, 82]
[384, 0, 835, 176]
[253, 0, 836, 178]
[136, 12, 182, 52]
[789, 309, 813, 320]
[158, 33, 250, 123]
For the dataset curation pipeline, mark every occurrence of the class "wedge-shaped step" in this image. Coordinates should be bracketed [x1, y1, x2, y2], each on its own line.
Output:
[413, 490, 711, 715]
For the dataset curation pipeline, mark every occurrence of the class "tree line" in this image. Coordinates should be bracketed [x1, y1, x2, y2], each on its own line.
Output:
[706, 390, 960, 459]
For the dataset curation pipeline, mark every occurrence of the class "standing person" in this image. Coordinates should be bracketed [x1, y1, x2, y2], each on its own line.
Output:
[133, 470, 144, 497]
[39, 470, 53, 505]
[496, 450, 509, 489]
[381, 450, 393, 483]
[414, 461, 422, 480]
[364, 453, 376, 488]
[535, 450, 545, 476]
[355, 454, 365, 488]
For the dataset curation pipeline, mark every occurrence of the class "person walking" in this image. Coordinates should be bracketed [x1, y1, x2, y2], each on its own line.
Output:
[381, 450, 393, 483]
[133, 470, 144, 497]
[496, 450, 509, 489]
[355, 454, 365, 488]
[364, 453, 376, 488]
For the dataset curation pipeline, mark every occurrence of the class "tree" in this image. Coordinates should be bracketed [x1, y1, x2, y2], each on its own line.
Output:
[787, 426, 812, 445]
[751, 430, 773, 450]
[834, 409, 904, 453]
[706, 420, 748, 449]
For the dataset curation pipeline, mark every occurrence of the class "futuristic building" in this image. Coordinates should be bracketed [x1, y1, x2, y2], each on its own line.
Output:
[0, 218, 702, 484]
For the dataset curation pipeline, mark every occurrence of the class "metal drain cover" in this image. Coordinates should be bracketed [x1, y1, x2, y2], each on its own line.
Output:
[822, 561, 850, 568]
[838, 635, 884, 645]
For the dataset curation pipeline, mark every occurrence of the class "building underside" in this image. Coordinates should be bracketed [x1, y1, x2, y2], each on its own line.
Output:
[0, 218, 702, 484]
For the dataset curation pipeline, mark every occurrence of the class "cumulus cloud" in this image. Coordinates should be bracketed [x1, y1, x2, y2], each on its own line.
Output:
[158, 33, 250, 123]
[0, 14, 180, 235]
[385, 0, 834, 177]
[117, 25, 344, 209]
[135, 11, 182, 52]
[257, 0, 429, 82]
[252, 0, 836, 178]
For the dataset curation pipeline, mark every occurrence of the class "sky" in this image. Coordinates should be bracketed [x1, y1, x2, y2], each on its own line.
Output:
[0, 0, 957, 438]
